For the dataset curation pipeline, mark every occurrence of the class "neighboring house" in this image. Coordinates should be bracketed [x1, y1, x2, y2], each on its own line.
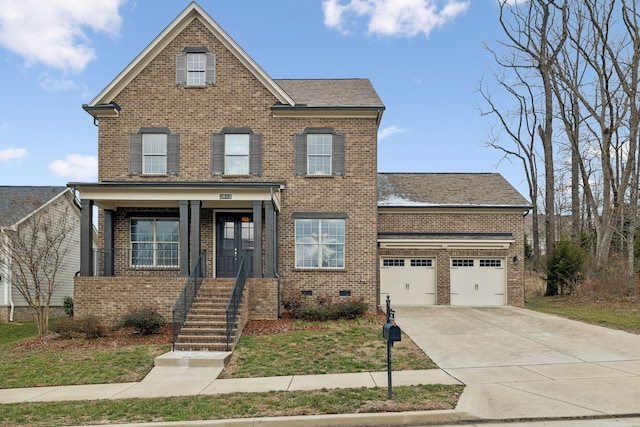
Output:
[0, 187, 81, 323]
[70, 3, 530, 343]
[378, 173, 530, 306]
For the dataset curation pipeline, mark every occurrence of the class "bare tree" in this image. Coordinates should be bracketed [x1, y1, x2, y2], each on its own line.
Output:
[485, 0, 568, 293]
[0, 195, 77, 335]
[480, 71, 542, 271]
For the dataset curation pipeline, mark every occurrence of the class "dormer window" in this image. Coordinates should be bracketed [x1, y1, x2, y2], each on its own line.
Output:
[176, 47, 215, 86]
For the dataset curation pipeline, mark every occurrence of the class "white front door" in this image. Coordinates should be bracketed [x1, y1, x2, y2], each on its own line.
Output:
[380, 258, 436, 305]
[450, 258, 506, 306]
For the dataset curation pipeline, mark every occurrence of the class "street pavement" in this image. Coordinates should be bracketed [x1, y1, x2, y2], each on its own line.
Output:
[2, 306, 640, 426]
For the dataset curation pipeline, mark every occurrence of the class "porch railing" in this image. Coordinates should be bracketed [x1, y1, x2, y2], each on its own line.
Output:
[225, 251, 249, 351]
[172, 251, 206, 351]
[92, 248, 181, 276]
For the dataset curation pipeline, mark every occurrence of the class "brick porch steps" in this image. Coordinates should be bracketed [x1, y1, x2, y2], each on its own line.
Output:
[174, 278, 239, 352]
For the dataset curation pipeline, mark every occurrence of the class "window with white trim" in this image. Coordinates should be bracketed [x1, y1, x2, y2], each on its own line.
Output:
[295, 218, 345, 268]
[225, 134, 250, 174]
[130, 218, 179, 268]
[142, 133, 167, 174]
[307, 134, 332, 175]
[186, 53, 206, 86]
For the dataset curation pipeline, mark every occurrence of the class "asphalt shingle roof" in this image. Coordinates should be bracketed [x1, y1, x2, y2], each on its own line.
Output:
[0, 186, 67, 228]
[377, 173, 531, 208]
[274, 79, 384, 108]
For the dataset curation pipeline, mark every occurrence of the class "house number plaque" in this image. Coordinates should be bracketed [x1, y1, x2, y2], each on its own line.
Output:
[219, 194, 232, 199]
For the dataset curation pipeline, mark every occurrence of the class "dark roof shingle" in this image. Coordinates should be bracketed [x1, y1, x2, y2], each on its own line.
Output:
[274, 79, 384, 108]
[0, 186, 67, 227]
[377, 173, 530, 208]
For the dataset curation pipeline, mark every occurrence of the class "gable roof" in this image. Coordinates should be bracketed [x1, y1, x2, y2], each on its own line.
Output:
[85, 1, 295, 112]
[377, 173, 531, 209]
[0, 186, 70, 228]
[274, 79, 384, 108]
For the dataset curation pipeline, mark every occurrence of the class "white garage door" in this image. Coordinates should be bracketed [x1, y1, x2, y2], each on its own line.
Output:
[380, 258, 436, 305]
[450, 258, 506, 306]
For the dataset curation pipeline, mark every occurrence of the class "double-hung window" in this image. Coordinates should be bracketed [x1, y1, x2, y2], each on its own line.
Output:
[224, 134, 250, 175]
[129, 127, 179, 176]
[295, 217, 345, 268]
[186, 53, 206, 86]
[295, 128, 345, 176]
[212, 128, 262, 176]
[176, 47, 215, 86]
[130, 218, 179, 268]
[306, 134, 332, 175]
[142, 133, 167, 174]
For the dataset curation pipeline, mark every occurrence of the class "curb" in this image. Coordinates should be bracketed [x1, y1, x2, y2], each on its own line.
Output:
[73, 410, 476, 427]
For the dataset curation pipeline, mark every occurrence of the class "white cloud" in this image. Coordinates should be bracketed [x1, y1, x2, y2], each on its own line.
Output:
[49, 154, 97, 180]
[0, 0, 125, 72]
[379, 125, 407, 140]
[39, 74, 78, 92]
[322, 0, 470, 37]
[0, 147, 27, 161]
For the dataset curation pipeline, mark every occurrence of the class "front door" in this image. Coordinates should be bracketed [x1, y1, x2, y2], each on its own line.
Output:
[216, 213, 254, 278]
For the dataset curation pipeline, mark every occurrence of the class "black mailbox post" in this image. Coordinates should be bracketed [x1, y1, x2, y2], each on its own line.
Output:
[382, 295, 401, 399]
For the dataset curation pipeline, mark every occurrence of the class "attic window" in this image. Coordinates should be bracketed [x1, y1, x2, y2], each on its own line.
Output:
[176, 47, 215, 86]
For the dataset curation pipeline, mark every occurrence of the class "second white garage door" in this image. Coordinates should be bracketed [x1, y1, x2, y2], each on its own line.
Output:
[380, 258, 436, 305]
[450, 258, 506, 306]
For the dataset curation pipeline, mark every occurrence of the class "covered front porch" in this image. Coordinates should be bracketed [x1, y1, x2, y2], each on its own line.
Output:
[70, 181, 284, 281]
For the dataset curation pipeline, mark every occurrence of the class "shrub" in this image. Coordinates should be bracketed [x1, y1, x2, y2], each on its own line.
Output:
[544, 240, 586, 295]
[50, 315, 107, 339]
[295, 297, 368, 322]
[118, 306, 166, 335]
[62, 296, 74, 317]
[280, 288, 305, 317]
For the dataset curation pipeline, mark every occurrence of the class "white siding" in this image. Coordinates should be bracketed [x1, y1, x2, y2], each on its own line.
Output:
[8, 192, 81, 308]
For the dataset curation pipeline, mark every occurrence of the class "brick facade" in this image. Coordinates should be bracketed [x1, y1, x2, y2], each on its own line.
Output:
[378, 209, 526, 306]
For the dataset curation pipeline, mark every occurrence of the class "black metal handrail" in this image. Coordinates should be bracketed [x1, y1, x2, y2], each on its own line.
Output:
[172, 251, 206, 351]
[225, 251, 249, 351]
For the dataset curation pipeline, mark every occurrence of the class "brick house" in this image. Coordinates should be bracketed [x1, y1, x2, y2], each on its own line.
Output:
[70, 3, 529, 349]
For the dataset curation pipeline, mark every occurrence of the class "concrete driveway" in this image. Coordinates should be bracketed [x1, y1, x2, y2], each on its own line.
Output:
[394, 306, 640, 420]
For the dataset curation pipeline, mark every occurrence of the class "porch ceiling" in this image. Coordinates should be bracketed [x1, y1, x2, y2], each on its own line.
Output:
[68, 182, 284, 211]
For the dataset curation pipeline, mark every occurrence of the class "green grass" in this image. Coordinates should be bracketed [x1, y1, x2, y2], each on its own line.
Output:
[0, 316, 454, 425]
[0, 321, 38, 346]
[526, 295, 640, 334]
[223, 317, 436, 378]
[0, 345, 169, 388]
[0, 384, 464, 427]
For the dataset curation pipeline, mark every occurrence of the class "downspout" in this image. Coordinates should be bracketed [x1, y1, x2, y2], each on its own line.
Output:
[270, 187, 281, 318]
[0, 229, 14, 322]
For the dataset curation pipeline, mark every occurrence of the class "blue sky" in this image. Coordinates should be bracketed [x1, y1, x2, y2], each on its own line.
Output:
[0, 0, 528, 195]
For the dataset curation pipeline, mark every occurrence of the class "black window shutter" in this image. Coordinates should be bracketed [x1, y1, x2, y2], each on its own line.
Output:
[332, 133, 345, 176]
[250, 133, 262, 176]
[294, 133, 307, 175]
[167, 133, 180, 175]
[129, 133, 142, 175]
[212, 133, 225, 175]
[205, 54, 216, 85]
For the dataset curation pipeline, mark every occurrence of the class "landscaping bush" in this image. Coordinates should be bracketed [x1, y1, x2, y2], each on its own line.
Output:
[62, 296, 74, 317]
[280, 288, 305, 317]
[50, 315, 107, 339]
[295, 297, 368, 321]
[118, 306, 166, 335]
